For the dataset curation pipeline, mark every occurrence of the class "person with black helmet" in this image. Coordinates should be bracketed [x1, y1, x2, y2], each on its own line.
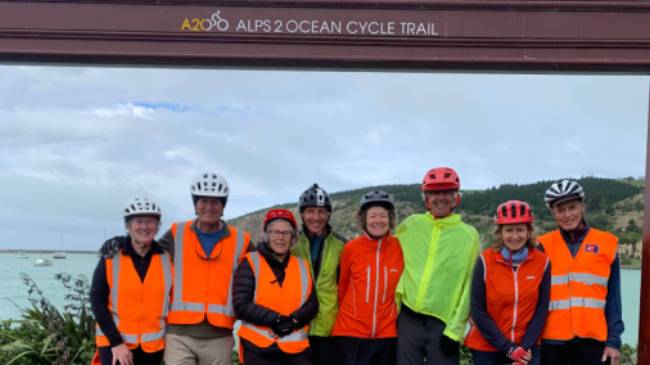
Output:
[538, 179, 624, 365]
[331, 190, 404, 365]
[233, 208, 319, 365]
[291, 183, 346, 365]
[91, 197, 172, 365]
[99, 173, 253, 365]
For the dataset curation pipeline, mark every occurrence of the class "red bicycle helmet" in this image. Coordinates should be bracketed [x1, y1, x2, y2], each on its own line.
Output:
[263, 208, 298, 230]
[495, 200, 534, 225]
[421, 167, 461, 192]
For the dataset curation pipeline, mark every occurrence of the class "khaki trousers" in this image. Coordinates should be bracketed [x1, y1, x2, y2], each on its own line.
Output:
[164, 333, 235, 365]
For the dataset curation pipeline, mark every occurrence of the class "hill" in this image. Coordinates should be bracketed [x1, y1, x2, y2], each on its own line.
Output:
[230, 177, 644, 252]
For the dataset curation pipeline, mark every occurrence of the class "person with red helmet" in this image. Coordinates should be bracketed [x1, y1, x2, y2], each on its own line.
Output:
[332, 190, 404, 365]
[233, 208, 319, 365]
[395, 167, 480, 365]
[465, 200, 551, 365]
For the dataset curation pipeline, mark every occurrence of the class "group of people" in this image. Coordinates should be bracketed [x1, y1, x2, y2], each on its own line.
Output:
[90, 167, 624, 365]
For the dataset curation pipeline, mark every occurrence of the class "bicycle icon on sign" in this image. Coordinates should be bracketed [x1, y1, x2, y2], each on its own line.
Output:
[209, 11, 229, 31]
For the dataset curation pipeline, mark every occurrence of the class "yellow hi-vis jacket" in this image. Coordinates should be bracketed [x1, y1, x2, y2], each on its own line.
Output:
[292, 231, 345, 337]
[396, 212, 480, 341]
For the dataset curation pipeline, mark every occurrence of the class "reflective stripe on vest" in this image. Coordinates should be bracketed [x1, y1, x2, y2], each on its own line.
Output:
[171, 223, 246, 315]
[96, 251, 172, 346]
[549, 297, 606, 311]
[551, 273, 609, 287]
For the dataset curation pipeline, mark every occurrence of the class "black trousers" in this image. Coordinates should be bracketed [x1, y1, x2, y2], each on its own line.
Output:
[309, 335, 336, 365]
[396, 307, 460, 365]
[98, 345, 163, 365]
[541, 339, 607, 365]
[335, 336, 396, 365]
[240, 339, 312, 365]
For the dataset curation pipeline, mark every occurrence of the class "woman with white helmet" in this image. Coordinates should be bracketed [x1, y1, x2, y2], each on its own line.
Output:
[91, 197, 173, 365]
[331, 190, 404, 365]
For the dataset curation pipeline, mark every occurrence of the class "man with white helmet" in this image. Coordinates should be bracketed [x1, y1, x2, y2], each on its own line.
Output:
[291, 183, 346, 365]
[538, 179, 624, 365]
[100, 173, 252, 365]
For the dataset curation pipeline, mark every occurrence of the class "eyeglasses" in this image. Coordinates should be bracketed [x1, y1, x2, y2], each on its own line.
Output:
[129, 217, 159, 227]
[268, 229, 293, 238]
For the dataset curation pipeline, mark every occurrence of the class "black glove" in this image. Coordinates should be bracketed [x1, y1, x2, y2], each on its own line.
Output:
[99, 236, 126, 258]
[439, 334, 459, 357]
[270, 315, 294, 337]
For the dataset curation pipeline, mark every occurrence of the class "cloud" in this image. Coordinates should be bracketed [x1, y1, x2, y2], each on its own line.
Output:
[0, 65, 647, 249]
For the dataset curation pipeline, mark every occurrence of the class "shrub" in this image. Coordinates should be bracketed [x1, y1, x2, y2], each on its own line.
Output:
[0, 273, 95, 365]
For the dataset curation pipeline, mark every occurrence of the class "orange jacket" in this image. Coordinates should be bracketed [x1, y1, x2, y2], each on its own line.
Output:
[237, 252, 313, 354]
[166, 220, 250, 329]
[332, 234, 403, 339]
[539, 228, 617, 342]
[95, 250, 173, 352]
[465, 248, 548, 352]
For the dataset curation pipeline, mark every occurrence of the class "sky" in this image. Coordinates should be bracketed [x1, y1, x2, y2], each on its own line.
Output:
[0, 65, 648, 250]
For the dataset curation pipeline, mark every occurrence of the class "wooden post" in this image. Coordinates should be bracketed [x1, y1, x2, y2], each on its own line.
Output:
[639, 84, 650, 365]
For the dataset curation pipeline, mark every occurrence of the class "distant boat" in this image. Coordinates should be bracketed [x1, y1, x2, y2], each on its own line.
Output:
[34, 258, 53, 267]
[52, 251, 66, 259]
[17, 251, 29, 259]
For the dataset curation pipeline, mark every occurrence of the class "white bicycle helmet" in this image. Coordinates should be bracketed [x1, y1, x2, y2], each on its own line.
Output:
[190, 172, 230, 203]
[544, 179, 585, 208]
[123, 197, 162, 222]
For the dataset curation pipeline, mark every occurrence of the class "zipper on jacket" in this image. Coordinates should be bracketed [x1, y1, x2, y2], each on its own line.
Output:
[511, 266, 520, 342]
[382, 266, 388, 304]
[365, 266, 371, 304]
[371, 239, 382, 338]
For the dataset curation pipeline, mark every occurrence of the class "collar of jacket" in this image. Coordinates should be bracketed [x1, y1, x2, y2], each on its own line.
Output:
[300, 224, 332, 240]
[122, 236, 164, 257]
[423, 212, 462, 227]
[559, 220, 589, 245]
[361, 232, 392, 248]
[189, 219, 230, 237]
[257, 240, 291, 268]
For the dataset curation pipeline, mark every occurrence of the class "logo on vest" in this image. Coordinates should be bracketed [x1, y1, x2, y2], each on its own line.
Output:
[526, 275, 535, 280]
[585, 243, 599, 254]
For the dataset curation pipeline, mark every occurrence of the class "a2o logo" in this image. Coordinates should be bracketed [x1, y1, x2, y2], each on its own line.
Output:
[180, 10, 229, 32]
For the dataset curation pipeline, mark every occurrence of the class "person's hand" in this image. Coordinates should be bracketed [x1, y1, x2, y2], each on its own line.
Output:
[111, 343, 133, 365]
[601, 346, 621, 365]
[100, 236, 125, 258]
[439, 335, 459, 357]
[508, 347, 531, 365]
[270, 315, 294, 337]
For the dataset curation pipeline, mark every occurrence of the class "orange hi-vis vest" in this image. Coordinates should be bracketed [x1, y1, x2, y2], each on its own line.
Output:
[95, 250, 173, 352]
[237, 252, 313, 354]
[539, 228, 617, 342]
[465, 248, 549, 352]
[166, 221, 249, 329]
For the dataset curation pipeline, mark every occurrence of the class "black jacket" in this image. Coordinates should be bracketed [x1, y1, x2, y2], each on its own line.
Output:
[232, 241, 319, 329]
